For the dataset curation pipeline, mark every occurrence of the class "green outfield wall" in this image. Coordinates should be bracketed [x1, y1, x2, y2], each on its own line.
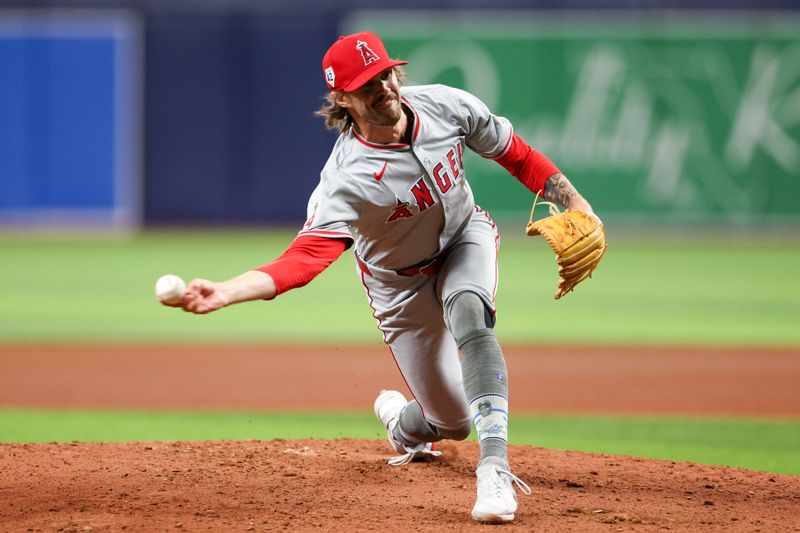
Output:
[346, 11, 800, 226]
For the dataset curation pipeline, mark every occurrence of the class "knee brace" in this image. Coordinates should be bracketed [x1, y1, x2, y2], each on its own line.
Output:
[447, 291, 496, 348]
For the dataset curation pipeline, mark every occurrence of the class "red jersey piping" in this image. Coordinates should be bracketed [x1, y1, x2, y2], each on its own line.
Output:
[401, 97, 421, 141]
[298, 229, 353, 240]
[483, 126, 515, 160]
[352, 128, 409, 150]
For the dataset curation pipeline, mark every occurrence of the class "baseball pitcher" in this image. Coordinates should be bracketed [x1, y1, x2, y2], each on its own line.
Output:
[166, 32, 605, 523]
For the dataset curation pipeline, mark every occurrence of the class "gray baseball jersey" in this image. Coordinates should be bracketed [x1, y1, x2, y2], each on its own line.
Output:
[300, 84, 513, 429]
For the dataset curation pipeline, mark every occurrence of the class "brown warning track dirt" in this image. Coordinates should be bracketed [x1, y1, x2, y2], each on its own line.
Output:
[1, 344, 799, 416]
[0, 343, 798, 531]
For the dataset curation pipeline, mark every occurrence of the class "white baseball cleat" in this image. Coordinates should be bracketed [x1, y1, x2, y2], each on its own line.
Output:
[471, 457, 532, 523]
[373, 390, 441, 466]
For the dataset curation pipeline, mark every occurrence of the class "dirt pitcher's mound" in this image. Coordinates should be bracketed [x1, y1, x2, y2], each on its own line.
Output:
[1, 439, 798, 532]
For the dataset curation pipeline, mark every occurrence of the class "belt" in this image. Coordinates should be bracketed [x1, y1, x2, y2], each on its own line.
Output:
[356, 255, 444, 278]
[395, 256, 443, 277]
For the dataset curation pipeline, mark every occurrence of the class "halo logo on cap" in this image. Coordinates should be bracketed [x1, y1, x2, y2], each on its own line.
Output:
[325, 66, 335, 87]
[356, 40, 380, 66]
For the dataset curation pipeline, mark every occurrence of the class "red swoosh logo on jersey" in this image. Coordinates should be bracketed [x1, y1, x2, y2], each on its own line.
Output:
[374, 161, 388, 181]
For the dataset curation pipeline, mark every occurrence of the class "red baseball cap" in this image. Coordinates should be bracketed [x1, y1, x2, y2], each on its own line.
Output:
[322, 32, 407, 92]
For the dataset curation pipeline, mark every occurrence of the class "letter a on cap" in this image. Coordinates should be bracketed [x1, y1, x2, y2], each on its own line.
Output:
[356, 40, 380, 66]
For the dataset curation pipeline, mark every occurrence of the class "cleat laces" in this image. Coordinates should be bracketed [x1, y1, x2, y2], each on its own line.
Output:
[387, 443, 442, 466]
[478, 464, 532, 499]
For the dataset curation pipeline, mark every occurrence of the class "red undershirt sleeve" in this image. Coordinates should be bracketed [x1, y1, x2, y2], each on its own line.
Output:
[253, 234, 350, 298]
[493, 133, 560, 196]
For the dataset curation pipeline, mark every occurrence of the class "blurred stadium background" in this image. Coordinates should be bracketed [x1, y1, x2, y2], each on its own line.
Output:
[1, 0, 799, 475]
[1, 0, 799, 233]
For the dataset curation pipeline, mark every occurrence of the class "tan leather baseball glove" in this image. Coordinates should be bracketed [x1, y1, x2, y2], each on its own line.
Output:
[526, 198, 607, 299]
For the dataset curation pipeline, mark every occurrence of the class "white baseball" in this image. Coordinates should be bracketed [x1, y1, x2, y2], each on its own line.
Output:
[155, 274, 186, 305]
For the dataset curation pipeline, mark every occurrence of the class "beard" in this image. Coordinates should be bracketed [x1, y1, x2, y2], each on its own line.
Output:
[363, 93, 403, 126]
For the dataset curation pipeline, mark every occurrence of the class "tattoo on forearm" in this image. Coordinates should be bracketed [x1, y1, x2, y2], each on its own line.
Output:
[543, 173, 579, 208]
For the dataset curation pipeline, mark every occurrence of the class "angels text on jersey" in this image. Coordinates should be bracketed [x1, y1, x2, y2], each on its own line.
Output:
[385, 142, 465, 223]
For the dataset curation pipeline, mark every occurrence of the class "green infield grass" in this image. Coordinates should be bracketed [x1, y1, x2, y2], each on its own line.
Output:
[1, 229, 799, 346]
[1, 409, 797, 476]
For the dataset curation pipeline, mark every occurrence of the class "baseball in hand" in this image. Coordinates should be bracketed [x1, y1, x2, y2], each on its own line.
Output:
[155, 274, 186, 305]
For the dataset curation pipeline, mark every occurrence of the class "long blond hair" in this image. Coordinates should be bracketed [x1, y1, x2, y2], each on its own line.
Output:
[314, 66, 407, 132]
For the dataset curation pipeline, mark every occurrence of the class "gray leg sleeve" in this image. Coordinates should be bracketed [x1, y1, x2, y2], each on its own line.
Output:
[448, 291, 509, 466]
